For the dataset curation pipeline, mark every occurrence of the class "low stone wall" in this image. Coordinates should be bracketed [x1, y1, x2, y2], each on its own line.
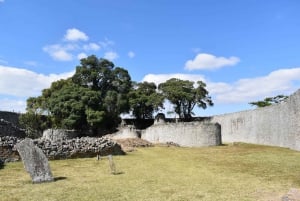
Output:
[211, 89, 300, 150]
[0, 119, 25, 138]
[0, 135, 125, 162]
[141, 122, 221, 147]
[42, 129, 80, 141]
[34, 137, 124, 160]
[0, 136, 21, 162]
[0, 111, 20, 126]
[110, 127, 141, 140]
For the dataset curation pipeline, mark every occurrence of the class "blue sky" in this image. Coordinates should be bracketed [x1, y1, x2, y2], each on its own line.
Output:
[1, 0, 300, 116]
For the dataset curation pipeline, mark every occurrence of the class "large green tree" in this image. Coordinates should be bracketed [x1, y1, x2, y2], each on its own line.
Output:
[158, 78, 213, 120]
[129, 82, 164, 119]
[72, 56, 131, 119]
[23, 55, 132, 135]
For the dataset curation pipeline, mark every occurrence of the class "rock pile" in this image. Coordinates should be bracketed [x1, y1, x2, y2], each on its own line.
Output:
[0, 135, 125, 162]
[33, 137, 125, 160]
[0, 136, 21, 162]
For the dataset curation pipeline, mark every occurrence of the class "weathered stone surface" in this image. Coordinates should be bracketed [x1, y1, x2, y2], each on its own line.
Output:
[212, 89, 300, 151]
[1, 135, 124, 162]
[42, 129, 81, 141]
[141, 122, 221, 147]
[16, 138, 54, 183]
[110, 127, 140, 139]
[33, 136, 125, 159]
[0, 136, 21, 162]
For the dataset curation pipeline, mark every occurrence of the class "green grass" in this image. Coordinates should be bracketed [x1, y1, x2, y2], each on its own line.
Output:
[1, 143, 300, 201]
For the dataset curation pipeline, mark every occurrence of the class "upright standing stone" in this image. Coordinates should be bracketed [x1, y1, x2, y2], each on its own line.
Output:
[16, 138, 54, 183]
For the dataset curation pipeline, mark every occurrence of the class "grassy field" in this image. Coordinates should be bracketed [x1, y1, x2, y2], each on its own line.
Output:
[1, 143, 300, 201]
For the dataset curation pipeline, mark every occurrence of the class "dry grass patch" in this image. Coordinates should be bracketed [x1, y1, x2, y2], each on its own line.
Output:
[1, 143, 300, 201]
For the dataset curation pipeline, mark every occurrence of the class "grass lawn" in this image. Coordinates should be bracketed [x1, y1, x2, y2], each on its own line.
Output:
[1, 143, 300, 201]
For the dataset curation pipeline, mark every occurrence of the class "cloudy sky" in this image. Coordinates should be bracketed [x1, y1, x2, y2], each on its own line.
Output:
[1, 0, 300, 116]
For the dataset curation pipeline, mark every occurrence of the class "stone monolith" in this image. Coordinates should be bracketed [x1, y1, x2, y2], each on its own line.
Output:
[16, 138, 54, 183]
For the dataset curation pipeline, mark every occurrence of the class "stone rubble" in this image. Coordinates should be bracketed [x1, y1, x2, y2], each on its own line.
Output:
[33, 137, 125, 160]
[0, 135, 125, 162]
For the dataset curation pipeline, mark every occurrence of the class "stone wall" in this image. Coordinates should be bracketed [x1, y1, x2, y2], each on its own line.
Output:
[0, 135, 125, 162]
[110, 126, 141, 140]
[33, 137, 124, 160]
[0, 136, 21, 162]
[42, 129, 80, 141]
[141, 122, 221, 147]
[0, 111, 20, 126]
[212, 89, 300, 150]
[0, 119, 25, 138]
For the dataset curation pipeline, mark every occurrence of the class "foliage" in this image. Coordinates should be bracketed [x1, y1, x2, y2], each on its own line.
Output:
[19, 96, 52, 138]
[19, 112, 51, 138]
[249, 95, 288, 107]
[158, 78, 213, 120]
[129, 82, 164, 119]
[23, 55, 132, 134]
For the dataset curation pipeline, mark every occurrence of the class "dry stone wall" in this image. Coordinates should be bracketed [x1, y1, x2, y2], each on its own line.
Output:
[212, 89, 300, 150]
[0, 135, 125, 162]
[0, 111, 20, 126]
[0, 119, 25, 138]
[141, 122, 221, 147]
[0, 136, 21, 162]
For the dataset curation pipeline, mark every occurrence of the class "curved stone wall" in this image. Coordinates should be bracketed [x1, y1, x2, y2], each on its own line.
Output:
[141, 122, 221, 147]
[212, 89, 300, 150]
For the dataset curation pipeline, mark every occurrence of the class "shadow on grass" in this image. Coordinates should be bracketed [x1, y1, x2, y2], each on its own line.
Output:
[111, 171, 125, 175]
[0, 160, 4, 169]
[54, 176, 67, 181]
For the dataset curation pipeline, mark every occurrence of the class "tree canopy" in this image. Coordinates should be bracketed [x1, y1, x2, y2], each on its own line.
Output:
[158, 78, 213, 120]
[129, 82, 164, 119]
[249, 95, 288, 107]
[23, 55, 132, 135]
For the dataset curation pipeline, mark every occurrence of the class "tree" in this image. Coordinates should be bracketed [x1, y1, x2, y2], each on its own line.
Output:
[19, 95, 52, 138]
[129, 82, 164, 119]
[72, 55, 132, 129]
[249, 95, 288, 107]
[158, 78, 213, 120]
[23, 55, 132, 135]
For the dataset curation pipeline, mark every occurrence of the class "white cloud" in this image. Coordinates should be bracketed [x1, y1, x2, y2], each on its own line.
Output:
[214, 68, 300, 104]
[43, 44, 77, 61]
[77, 52, 88, 60]
[142, 73, 206, 87]
[0, 98, 26, 113]
[128, 51, 135, 58]
[142, 67, 300, 105]
[0, 65, 74, 97]
[185, 53, 240, 71]
[83, 43, 100, 51]
[99, 38, 114, 48]
[104, 51, 119, 61]
[64, 28, 89, 41]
